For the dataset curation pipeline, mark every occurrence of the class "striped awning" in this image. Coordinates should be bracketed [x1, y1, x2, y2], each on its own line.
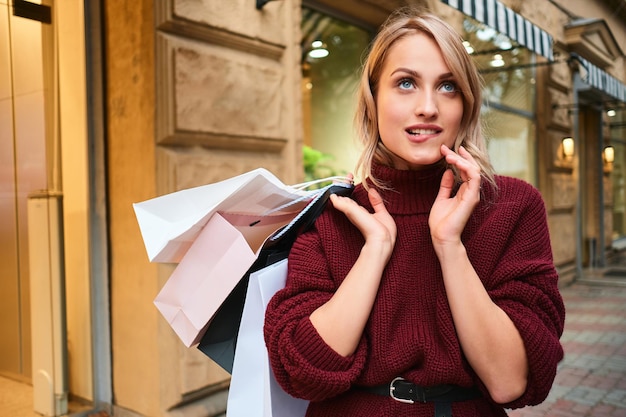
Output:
[440, 0, 554, 61]
[575, 55, 626, 103]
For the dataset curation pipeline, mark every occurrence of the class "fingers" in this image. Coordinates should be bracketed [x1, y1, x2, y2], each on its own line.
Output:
[329, 193, 368, 225]
[441, 145, 481, 186]
[330, 189, 396, 243]
[436, 169, 455, 200]
[367, 188, 386, 214]
[330, 190, 387, 221]
[333, 172, 354, 185]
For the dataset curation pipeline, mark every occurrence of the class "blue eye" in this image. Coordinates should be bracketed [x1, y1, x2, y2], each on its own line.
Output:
[398, 79, 414, 90]
[440, 81, 458, 93]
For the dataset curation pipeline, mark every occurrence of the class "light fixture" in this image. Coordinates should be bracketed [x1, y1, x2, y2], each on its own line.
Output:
[490, 54, 505, 67]
[476, 27, 496, 41]
[462, 41, 474, 54]
[308, 40, 329, 59]
[562, 137, 575, 159]
[496, 39, 513, 51]
[604, 146, 615, 163]
[607, 109, 616, 117]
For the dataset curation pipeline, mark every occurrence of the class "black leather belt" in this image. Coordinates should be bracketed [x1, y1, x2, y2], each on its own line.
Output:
[357, 377, 482, 417]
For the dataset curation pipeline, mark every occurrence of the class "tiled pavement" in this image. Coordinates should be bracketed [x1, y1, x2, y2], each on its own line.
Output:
[2, 273, 624, 417]
[508, 269, 626, 417]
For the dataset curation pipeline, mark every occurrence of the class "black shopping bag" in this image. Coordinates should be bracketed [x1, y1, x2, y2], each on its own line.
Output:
[197, 182, 353, 373]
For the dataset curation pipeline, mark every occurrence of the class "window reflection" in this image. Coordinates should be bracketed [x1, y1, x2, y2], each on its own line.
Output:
[301, 7, 372, 178]
[461, 19, 537, 184]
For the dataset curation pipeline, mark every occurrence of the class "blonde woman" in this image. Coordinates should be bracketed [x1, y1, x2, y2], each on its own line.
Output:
[264, 8, 564, 417]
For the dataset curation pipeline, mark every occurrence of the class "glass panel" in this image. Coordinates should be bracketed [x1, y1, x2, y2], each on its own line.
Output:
[457, 19, 537, 184]
[483, 108, 536, 183]
[301, 7, 371, 178]
[462, 21, 536, 112]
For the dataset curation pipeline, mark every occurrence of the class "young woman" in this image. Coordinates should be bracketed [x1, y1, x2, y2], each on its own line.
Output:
[264, 8, 565, 417]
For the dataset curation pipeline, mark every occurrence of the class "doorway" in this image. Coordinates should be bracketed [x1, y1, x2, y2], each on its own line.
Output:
[578, 103, 606, 269]
[0, 2, 100, 415]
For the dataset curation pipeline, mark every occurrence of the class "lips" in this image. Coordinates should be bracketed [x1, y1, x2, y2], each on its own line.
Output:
[407, 128, 440, 135]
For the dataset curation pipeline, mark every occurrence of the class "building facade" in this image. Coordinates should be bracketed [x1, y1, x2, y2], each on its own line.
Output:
[1, 0, 625, 416]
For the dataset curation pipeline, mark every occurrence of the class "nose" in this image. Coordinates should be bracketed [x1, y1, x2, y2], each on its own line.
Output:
[415, 90, 438, 118]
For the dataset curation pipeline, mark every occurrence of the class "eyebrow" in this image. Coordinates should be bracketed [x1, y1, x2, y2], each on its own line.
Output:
[390, 67, 455, 81]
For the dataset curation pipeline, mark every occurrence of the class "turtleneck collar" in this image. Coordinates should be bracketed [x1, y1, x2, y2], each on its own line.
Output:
[367, 162, 446, 215]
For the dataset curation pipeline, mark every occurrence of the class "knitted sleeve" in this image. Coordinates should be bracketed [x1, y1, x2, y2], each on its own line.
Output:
[468, 178, 565, 408]
[263, 219, 368, 402]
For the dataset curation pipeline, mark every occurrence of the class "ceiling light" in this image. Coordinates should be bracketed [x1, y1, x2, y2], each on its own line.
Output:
[476, 27, 496, 41]
[490, 54, 505, 67]
[308, 40, 329, 59]
[462, 41, 474, 54]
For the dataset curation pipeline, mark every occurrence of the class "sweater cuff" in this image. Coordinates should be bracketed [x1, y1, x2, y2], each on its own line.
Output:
[293, 317, 355, 372]
[501, 304, 563, 408]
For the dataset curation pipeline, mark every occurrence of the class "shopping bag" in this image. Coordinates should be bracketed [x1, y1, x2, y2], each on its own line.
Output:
[197, 182, 354, 371]
[152, 212, 264, 347]
[226, 259, 308, 417]
[135, 168, 352, 347]
[133, 168, 314, 263]
[195, 247, 288, 371]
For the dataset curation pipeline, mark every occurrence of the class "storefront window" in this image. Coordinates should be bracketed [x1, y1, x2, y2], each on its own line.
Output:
[483, 109, 536, 182]
[460, 20, 538, 184]
[301, 7, 372, 177]
[301, 9, 539, 184]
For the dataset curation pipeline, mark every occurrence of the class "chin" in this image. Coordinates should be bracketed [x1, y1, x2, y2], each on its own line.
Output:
[401, 156, 445, 170]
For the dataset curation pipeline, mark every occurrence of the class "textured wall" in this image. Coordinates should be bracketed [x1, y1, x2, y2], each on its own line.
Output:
[106, 0, 159, 415]
[107, 0, 303, 415]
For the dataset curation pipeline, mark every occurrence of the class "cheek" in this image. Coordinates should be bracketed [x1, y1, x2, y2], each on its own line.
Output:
[443, 102, 464, 147]
[377, 95, 403, 127]
[450, 101, 464, 130]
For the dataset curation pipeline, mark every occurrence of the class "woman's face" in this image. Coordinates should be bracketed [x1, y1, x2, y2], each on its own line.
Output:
[376, 32, 464, 170]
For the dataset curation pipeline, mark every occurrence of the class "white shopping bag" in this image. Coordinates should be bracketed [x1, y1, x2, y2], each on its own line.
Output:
[133, 168, 314, 263]
[133, 168, 351, 348]
[227, 259, 309, 417]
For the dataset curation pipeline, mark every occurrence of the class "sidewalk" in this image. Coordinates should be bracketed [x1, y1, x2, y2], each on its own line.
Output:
[508, 267, 626, 417]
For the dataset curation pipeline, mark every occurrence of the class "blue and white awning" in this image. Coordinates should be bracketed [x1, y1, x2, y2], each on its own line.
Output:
[575, 55, 626, 103]
[440, 0, 554, 61]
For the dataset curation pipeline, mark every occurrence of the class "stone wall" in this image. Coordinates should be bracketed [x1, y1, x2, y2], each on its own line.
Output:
[108, 0, 305, 415]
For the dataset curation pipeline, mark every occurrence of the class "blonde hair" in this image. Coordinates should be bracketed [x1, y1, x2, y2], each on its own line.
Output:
[354, 8, 496, 190]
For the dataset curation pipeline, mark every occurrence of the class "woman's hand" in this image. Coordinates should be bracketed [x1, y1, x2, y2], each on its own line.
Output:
[330, 187, 397, 263]
[429, 144, 481, 248]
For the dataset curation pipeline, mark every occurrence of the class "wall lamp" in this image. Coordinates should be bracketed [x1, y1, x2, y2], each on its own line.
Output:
[604, 146, 615, 164]
[562, 137, 575, 160]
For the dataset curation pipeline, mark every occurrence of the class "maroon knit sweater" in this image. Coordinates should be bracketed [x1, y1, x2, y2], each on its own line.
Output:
[264, 163, 565, 417]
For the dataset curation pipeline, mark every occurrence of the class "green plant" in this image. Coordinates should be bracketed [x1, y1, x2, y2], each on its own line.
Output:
[303, 145, 339, 187]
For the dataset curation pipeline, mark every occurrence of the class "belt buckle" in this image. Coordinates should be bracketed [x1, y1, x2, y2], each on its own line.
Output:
[389, 377, 416, 404]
